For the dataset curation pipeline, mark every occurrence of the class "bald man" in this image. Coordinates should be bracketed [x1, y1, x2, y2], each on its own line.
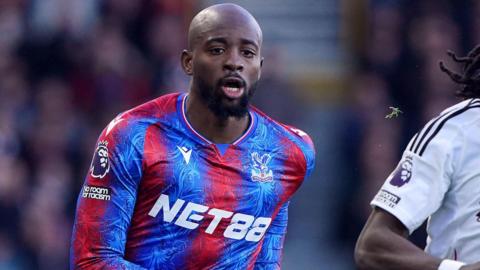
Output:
[70, 4, 315, 269]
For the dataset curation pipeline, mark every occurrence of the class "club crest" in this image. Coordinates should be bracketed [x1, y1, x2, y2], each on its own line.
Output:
[90, 141, 110, 179]
[251, 152, 273, 183]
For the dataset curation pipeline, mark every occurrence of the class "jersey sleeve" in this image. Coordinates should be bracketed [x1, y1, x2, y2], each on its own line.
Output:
[254, 201, 289, 270]
[301, 133, 316, 179]
[370, 124, 463, 234]
[70, 116, 147, 269]
[287, 126, 316, 179]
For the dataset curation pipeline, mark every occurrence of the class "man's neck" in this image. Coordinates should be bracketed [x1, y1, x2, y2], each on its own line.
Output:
[185, 93, 250, 144]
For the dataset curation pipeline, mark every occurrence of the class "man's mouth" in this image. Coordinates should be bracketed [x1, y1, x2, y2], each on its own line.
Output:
[220, 77, 245, 99]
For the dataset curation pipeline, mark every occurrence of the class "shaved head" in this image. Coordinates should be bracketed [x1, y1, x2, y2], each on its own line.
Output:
[187, 3, 263, 50]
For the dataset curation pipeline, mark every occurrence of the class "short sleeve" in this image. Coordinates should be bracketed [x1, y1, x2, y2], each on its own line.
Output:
[371, 125, 463, 234]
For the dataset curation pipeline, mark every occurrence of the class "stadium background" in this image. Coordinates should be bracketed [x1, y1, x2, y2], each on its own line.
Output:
[0, 0, 476, 269]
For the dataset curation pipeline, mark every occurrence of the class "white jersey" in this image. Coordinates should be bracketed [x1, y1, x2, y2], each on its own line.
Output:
[371, 98, 480, 264]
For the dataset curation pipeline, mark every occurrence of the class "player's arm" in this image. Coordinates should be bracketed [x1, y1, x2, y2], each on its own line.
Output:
[355, 208, 480, 270]
[252, 127, 314, 269]
[464, 263, 480, 270]
[355, 207, 441, 270]
[355, 118, 480, 270]
[70, 117, 147, 270]
[253, 201, 289, 270]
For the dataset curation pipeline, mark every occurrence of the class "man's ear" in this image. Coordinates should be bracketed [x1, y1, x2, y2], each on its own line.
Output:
[258, 57, 264, 80]
[181, 50, 193, 75]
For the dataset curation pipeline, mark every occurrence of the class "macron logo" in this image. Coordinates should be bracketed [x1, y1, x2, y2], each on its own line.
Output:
[290, 127, 307, 137]
[177, 146, 192, 164]
[106, 116, 124, 135]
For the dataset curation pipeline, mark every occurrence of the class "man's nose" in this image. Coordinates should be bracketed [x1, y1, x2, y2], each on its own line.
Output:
[223, 51, 244, 72]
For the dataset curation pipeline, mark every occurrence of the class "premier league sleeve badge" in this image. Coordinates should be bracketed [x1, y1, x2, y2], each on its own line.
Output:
[90, 141, 110, 179]
[389, 155, 413, 187]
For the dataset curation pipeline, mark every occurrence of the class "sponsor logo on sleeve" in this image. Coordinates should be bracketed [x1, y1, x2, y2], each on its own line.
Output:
[389, 155, 413, 187]
[375, 189, 401, 208]
[90, 141, 110, 179]
[82, 185, 111, 201]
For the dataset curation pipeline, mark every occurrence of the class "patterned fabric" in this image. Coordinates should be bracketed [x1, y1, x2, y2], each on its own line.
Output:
[71, 93, 315, 269]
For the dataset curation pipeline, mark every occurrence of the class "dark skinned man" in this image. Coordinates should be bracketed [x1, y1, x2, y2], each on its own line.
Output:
[71, 4, 315, 269]
[355, 46, 480, 270]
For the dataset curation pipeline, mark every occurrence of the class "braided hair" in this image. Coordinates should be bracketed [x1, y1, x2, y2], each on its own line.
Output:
[439, 45, 480, 99]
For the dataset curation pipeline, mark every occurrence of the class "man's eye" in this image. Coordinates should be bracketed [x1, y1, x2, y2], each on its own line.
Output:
[210, 48, 225, 55]
[242, 50, 256, 58]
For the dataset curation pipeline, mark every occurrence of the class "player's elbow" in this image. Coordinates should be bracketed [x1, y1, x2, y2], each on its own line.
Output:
[70, 246, 107, 270]
[354, 232, 381, 270]
[70, 256, 101, 270]
[354, 242, 373, 270]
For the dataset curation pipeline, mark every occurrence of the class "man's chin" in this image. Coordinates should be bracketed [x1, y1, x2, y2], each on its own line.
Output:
[206, 94, 248, 118]
[208, 102, 249, 119]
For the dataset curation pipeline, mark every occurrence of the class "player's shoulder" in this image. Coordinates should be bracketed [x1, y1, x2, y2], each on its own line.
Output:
[439, 98, 480, 122]
[252, 106, 315, 153]
[102, 92, 181, 138]
[122, 92, 180, 120]
[408, 98, 480, 156]
[426, 98, 480, 134]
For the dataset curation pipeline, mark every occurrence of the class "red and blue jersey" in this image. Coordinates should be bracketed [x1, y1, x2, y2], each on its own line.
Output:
[70, 93, 315, 270]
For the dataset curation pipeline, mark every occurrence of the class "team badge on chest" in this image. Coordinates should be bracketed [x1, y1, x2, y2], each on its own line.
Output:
[90, 141, 110, 179]
[251, 152, 273, 182]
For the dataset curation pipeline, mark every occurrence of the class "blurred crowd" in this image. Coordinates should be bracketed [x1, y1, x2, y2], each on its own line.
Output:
[1, 0, 479, 269]
[0, 0, 198, 269]
[0, 0, 305, 269]
[339, 0, 479, 251]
